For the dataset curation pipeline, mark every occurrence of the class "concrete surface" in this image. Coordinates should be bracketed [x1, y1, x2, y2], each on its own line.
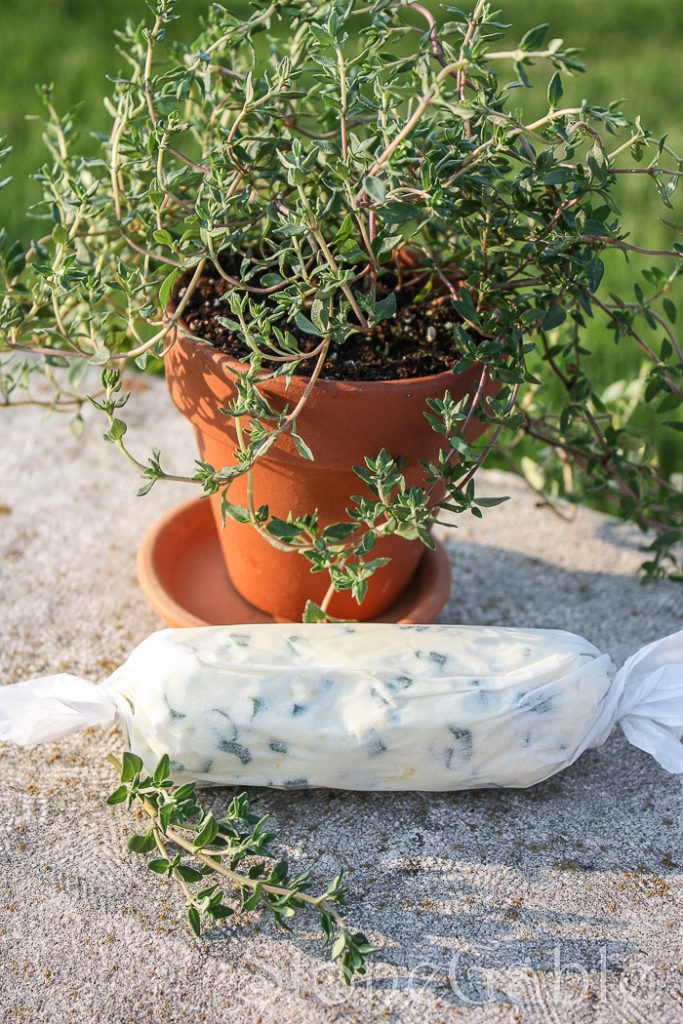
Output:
[0, 375, 681, 1024]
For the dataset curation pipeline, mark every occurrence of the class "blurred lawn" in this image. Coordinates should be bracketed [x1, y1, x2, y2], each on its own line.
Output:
[1, 0, 681, 471]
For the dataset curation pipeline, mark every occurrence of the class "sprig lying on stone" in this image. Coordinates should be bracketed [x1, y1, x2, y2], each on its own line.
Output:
[106, 751, 377, 983]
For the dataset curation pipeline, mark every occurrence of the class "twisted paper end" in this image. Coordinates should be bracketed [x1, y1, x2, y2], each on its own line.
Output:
[0, 673, 118, 746]
[613, 630, 683, 774]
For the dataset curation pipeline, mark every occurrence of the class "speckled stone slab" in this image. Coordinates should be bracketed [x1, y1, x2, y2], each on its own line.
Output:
[0, 376, 681, 1024]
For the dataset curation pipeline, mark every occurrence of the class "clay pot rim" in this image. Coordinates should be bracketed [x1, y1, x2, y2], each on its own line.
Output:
[168, 257, 471, 393]
[169, 310, 468, 395]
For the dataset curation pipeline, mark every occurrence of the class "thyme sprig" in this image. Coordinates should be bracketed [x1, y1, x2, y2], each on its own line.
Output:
[106, 751, 377, 983]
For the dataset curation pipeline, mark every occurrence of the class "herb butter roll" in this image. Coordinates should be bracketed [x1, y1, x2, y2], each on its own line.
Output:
[2, 625, 683, 789]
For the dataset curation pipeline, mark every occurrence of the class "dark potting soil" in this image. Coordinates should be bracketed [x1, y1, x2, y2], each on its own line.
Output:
[177, 262, 468, 381]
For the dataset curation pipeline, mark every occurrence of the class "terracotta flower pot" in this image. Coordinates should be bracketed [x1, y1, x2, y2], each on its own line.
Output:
[165, 319, 495, 621]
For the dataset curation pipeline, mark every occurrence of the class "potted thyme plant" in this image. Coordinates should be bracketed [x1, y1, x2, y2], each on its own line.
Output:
[1, 0, 681, 622]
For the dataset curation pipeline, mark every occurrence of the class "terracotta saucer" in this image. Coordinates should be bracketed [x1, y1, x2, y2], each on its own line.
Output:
[137, 496, 452, 627]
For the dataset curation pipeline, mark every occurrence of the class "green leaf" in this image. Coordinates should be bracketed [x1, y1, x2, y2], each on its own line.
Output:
[303, 600, 327, 623]
[242, 883, 262, 911]
[5, 241, 25, 276]
[520, 23, 549, 51]
[120, 752, 143, 783]
[587, 142, 607, 181]
[159, 267, 181, 310]
[158, 803, 175, 833]
[153, 228, 175, 248]
[221, 497, 251, 525]
[105, 418, 127, 442]
[357, 531, 376, 554]
[266, 518, 301, 541]
[380, 202, 421, 225]
[187, 905, 201, 937]
[261, 272, 284, 287]
[540, 169, 574, 186]
[106, 785, 128, 806]
[176, 865, 205, 884]
[364, 176, 386, 203]
[294, 312, 323, 337]
[322, 522, 357, 542]
[332, 214, 354, 246]
[542, 306, 566, 330]
[292, 430, 315, 461]
[147, 858, 170, 874]
[128, 829, 157, 854]
[153, 754, 171, 785]
[371, 292, 396, 325]
[474, 495, 511, 508]
[174, 782, 197, 802]
[269, 859, 289, 884]
[448, 104, 475, 120]
[587, 255, 605, 292]
[310, 297, 328, 333]
[547, 71, 563, 108]
[194, 813, 219, 850]
[375, 233, 403, 257]
[89, 346, 111, 366]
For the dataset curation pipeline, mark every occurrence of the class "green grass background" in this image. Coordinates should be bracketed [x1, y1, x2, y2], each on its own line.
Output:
[1, 0, 681, 472]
